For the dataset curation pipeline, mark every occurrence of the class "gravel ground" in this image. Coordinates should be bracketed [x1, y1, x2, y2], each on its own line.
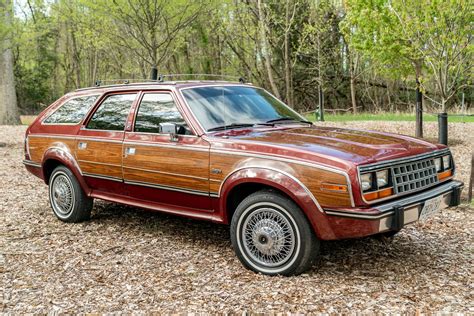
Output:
[1, 123, 473, 313]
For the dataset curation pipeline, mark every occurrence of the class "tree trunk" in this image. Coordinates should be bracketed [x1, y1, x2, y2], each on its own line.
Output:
[257, 0, 281, 99]
[349, 52, 358, 113]
[414, 61, 423, 138]
[284, 0, 292, 107]
[0, 0, 20, 125]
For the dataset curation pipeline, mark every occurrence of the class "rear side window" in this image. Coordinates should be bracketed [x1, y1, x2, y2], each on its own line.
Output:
[43, 95, 98, 124]
[87, 94, 136, 131]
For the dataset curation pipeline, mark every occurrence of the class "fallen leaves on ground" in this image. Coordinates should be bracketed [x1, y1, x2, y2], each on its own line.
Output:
[0, 123, 472, 313]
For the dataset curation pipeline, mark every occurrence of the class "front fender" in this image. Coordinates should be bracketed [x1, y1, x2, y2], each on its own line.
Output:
[42, 146, 91, 195]
[219, 166, 336, 240]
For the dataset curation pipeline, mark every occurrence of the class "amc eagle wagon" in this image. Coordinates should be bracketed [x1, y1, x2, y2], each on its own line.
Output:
[23, 79, 464, 275]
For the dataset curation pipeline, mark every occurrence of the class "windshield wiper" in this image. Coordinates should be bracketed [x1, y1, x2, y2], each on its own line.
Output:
[265, 117, 312, 125]
[207, 123, 255, 132]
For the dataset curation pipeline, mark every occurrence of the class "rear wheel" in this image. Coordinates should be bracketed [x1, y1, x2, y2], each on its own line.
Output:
[49, 166, 93, 222]
[230, 190, 319, 276]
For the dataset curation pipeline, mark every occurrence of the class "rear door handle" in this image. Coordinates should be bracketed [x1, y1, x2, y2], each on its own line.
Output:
[78, 142, 87, 150]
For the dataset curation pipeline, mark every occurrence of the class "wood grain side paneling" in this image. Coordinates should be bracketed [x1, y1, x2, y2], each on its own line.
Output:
[123, 167, 208, 192]
[75, 140, 123, 178]
[123, 145, 209, 179]
[28, 137, 76, 163]
[210, 152, 352, 207]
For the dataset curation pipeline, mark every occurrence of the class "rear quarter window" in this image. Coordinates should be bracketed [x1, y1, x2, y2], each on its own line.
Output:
[43, 95, 99, 124]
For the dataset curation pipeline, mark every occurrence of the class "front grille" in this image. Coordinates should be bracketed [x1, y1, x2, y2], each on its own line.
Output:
[392, 158, 438, 194]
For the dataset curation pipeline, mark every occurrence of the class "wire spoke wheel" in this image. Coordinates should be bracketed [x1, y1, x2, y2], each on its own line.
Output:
[50, 173, 75, 216]
[241, 206, 296, 268]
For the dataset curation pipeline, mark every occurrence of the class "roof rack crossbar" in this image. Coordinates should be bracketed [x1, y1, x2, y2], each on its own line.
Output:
[157, 74, 245, 83]
[77, 74, 248, 91]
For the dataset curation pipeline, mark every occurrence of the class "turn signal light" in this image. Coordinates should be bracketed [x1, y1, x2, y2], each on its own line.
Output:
[321, 183, 348, 192]
[437, 169, 452, 181]
[364, 188, 394, 201]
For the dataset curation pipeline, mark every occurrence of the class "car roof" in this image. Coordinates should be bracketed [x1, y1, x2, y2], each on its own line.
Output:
[72, 81, 254, 96]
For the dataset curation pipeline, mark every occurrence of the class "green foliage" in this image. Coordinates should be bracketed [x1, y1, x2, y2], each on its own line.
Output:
[5, 0, 473, 114]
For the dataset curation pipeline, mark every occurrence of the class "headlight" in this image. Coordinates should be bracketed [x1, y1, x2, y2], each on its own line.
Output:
[442, 155, 450, 169]
[360, 173, 373, 191]
[376, 169, 389, 187]
[434, 157, 442, 171]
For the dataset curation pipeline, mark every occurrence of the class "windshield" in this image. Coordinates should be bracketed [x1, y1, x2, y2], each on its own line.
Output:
[181, 86, 306, 131]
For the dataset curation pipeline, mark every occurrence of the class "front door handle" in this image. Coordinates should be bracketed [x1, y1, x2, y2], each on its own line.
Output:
[125, 147, 136, 156]
[78, 142, 87, 150]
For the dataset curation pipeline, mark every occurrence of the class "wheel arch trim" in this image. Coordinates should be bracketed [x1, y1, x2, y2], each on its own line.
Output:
[219, 165, 323, 212]
[218, 166, 337, 240]
[41, 147, 91, 195]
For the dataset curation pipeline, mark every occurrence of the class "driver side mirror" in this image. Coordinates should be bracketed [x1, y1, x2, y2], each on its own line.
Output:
[159, 122, 179, 142]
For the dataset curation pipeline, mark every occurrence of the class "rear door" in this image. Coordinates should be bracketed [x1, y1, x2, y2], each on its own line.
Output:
[75, 92, 138, 194]
[122, 91, 212, 210]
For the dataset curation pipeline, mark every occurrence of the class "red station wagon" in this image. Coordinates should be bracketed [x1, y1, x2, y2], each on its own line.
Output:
[23, 79, 464, 275]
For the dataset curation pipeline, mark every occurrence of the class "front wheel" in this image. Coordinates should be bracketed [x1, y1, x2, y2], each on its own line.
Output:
[49, 166, 93, 222]
[230, 190, 319, 276]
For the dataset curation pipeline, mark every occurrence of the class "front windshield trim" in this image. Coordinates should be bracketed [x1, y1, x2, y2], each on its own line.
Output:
[178, 84, 308, 134]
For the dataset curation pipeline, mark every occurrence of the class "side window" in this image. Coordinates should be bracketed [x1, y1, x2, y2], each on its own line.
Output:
[87, 94, 136, 131]
[134, 93, 191, 134]
[43, 95, 98, 124]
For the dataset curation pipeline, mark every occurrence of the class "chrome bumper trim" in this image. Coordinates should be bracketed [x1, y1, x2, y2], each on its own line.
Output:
[325, 180, 464, 220]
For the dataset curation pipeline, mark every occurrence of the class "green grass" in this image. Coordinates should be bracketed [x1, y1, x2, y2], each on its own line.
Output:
[20, 115, 37, 125]
[306, 112, 474, 123]
[20, 112, 474, 126]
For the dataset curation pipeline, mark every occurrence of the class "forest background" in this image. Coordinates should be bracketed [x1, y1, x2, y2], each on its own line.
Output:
[0, 0, 472, 124]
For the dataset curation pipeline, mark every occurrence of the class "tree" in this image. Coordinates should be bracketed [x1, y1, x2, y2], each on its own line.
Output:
[342, 0, 472, 112]
[409, 0, 472, 112]
[86, 0, 209, 75]
[0, 0, 20, 124]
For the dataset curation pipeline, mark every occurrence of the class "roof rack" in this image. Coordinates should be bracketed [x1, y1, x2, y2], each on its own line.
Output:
[89, 74, 245, 87]
[156, 74, 246, 83]
[74, 74, 248, 92]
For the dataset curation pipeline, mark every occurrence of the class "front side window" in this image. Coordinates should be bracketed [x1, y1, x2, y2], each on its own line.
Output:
[43, 95, 98, 124]
[87, 94, 136, 131]
[134, 93, 190, 134]
[181, 86, 304, 131]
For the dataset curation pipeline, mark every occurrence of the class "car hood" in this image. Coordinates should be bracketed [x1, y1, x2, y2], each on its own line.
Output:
[219, 125, 443, 166]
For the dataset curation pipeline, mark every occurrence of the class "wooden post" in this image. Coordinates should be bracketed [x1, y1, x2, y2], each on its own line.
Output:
[468, 152, 473, 203]
[151, 67, 158, 80]
[318, 86, 324, 122]
[415, 78, 423, 138]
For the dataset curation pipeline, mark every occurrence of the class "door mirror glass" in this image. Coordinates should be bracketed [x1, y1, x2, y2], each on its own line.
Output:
[159, 123, 179, 142]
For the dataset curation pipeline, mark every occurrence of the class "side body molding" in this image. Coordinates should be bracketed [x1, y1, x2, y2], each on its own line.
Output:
[41, 146, 91, 195]
[218, 166, 337, 240]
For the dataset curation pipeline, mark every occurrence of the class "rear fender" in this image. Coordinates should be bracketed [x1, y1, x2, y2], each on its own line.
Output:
[42, 146, 91, 195]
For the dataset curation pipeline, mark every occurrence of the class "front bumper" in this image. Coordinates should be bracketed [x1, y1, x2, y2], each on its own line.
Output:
[324, 180, 464, 239]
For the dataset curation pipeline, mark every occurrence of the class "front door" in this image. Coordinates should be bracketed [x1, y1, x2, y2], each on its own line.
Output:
[122, 92, 211, 210]
[75, 92, 138, 194]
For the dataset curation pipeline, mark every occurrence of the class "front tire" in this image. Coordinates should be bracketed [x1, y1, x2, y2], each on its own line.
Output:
[49, 166, 93, 222]
[230, 190, 319, 276]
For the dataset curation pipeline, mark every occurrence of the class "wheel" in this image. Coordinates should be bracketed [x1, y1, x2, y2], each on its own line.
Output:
[49, 165, 93, 222]
[230, 190, 319, 276]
